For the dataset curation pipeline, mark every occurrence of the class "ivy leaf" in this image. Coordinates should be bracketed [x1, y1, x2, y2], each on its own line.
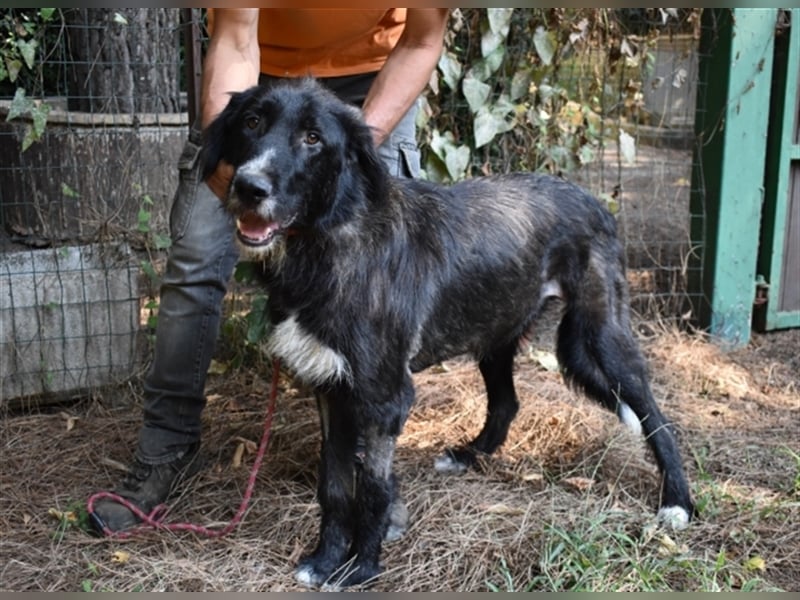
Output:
[137, 208, 152, 233]
[61, 183, 80, 198]
[6, 88, 32, 121]
[16, 39, 38, 70]
[152, 233, 172, 250]
[5, 58, 23, 84]
[467, 45, 505, 82]
[473, 100, 516, 149]
[39, 8, 56, 21]
[481, 9, 513, 58]
[437, 51, 462, 91]
[444, 144, 470, 182]
[481, 28, 504, 59]
[487, 8, 514, 36]
[20, 125, 36, 152]
[246, 295, 269, 344]
[533, 26, 555, 66]
[462, 74, 491, 114]
[510, 68, 532, 101]
[428, 129, 470, 182]
[30, 102, 50, 137]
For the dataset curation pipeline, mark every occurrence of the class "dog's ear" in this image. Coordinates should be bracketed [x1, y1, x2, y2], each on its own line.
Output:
[200, 89, 250, 179]
[343, 107, 390, 202]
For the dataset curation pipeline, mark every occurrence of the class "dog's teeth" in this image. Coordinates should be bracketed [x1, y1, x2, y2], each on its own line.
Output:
[434, 454, 468, 474]
[236, 212, 278, 243]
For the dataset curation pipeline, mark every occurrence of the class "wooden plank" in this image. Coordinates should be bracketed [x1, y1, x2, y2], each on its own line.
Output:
[690, 8, 779, 348]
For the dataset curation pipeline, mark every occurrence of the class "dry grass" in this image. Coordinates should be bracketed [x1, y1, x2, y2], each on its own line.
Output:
[1, 322, 798, 591]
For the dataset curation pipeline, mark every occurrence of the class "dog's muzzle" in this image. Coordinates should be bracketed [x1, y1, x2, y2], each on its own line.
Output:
[236, 210, 282, 248]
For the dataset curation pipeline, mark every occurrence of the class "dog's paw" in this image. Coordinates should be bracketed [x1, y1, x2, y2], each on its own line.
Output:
[384, 497, 409, 542]
[321, 559, 382, 590]
[657, 505, 690, 530]
[434, 453, 467, 473]
[434, 447, 475, 474]
[294, 562, 327, 589]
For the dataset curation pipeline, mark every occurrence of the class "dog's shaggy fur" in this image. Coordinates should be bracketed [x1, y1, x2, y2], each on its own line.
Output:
[203, 78, 694, 588]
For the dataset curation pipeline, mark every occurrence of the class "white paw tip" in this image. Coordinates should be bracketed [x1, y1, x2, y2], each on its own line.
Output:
[294, 565, 318, 588]
[434, 454, 467, 474]
[658, 505, 690, 530]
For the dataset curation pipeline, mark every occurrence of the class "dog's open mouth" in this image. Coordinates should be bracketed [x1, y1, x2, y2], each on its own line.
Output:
[236, 210, 282, 247]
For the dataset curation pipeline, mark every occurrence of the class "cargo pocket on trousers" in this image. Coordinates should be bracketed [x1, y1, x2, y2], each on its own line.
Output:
[399, 142, 421, 179]
[169, 136, 203, 242]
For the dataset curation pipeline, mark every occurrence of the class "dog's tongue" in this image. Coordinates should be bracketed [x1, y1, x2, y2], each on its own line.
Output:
[237, 211, 278, 243]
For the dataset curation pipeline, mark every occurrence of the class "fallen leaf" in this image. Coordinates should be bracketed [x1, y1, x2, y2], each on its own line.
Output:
[232, 436, 257, 454]
[60, 411, 78, 432]
[48, 508, 77, 523]
[563, 476, 594, 492]
[619, 129, 636, 165]
[480, 503, 525, 516]
[207, 359, 228, 375]
[657, 533, 688, 557]
[532, 350, 559, 372]
[111, 550, 131, 564]
[23, 513, 32, 525]
[744, 556, 766, 572]
[232, 442, 245, 469]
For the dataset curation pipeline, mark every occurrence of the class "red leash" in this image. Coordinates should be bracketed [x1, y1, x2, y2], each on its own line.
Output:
[87, 359, 281, 539]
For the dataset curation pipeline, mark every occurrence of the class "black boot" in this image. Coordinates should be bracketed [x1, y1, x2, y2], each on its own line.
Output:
[89, 443, 201, 534]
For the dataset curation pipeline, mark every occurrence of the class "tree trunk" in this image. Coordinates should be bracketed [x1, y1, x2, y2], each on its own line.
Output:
[65, 8, 182, 113]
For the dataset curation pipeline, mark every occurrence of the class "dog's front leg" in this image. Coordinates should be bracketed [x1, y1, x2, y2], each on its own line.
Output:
[295, 391, 358, 588]
[331, 426, 398, 589]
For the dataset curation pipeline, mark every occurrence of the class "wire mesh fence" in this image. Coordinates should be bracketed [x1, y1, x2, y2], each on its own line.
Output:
[0, 8, 705, 404]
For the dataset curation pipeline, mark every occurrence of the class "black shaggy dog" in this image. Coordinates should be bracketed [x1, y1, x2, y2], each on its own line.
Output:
[203, 78, 694, 588]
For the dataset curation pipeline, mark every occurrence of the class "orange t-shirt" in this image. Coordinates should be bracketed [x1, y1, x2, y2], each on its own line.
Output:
[207, 9, 407, 78]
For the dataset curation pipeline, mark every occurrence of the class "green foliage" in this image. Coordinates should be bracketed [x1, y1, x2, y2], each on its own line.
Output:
[216, 262, 272, 370]
[50, 499, 93, 541]
[1, 8, 58, 150]
[420, 8, 691, 184]
[134, 186, 172, 337]
[486, 514, 782, 592]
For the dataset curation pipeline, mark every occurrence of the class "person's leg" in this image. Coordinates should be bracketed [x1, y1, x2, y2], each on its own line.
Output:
[90, 126, 239, 532]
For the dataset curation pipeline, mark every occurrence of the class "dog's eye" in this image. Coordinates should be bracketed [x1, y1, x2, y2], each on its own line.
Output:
[245, 116, 260, 130]
[305, 131, 321, 145]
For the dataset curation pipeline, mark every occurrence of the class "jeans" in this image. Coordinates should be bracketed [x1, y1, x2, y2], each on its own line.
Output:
[137, 74, 420, 463]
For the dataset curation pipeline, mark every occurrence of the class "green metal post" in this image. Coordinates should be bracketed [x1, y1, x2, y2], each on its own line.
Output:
[690, 8, 779, 348]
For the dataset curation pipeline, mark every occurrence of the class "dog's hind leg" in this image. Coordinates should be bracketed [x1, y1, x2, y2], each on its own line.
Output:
[435, 342, 519, 473]
[555, 298, 694, 529]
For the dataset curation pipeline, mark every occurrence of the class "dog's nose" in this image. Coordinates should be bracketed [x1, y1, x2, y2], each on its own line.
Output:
[233, 173, 272, 206]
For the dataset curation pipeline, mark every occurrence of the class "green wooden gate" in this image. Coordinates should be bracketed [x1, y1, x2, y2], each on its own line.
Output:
[755, 8, 800, 333]
[690, 8, 800, 348]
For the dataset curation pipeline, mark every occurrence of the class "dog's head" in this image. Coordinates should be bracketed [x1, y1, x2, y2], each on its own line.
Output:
[202, 78, 388, 260]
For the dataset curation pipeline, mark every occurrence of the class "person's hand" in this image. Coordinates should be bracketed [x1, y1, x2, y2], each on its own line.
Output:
[206, 159, 235, 201]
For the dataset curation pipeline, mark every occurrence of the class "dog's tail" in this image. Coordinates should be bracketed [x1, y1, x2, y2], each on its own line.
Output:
[549, 234, 694, 522]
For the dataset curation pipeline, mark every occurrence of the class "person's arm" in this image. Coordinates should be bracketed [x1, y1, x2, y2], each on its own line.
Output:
[201, 9, 260, 198]
[361, 8, 449, 146]
[200, 8, 260, 129]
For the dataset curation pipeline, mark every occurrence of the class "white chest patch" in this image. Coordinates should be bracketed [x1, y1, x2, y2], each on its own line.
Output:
[268, 315, 352, 387]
